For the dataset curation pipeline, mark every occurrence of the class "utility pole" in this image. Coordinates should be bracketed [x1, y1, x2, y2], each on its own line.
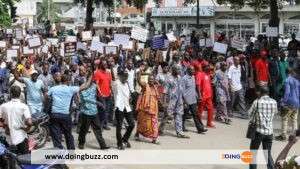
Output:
[47, 0, 50, 21]
[196, 0, 199, 29]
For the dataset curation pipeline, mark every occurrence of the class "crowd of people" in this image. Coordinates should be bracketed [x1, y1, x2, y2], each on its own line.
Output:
[0, 27, 299, 168]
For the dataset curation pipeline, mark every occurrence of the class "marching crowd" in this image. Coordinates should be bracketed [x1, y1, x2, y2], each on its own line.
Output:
[0, 27, 299, 169]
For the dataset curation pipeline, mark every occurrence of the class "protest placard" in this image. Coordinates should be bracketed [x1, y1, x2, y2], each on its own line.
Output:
[213, 42, 228, 54]
[92, 36, 100, 42]
[152, 36, 164, 49]
[6, 29, 13, 34]
[28, 37, 42, 48]
[90, 41, 104, 53]
[47, 38, 59, 46]
[0, 41, 6, 48]
[76, 42, 87, 51]
[114, 34, 130, 46]
[104, 46, 118, 54]
[23, 46, 34, 55]
[164, 39, 169, 48]
[166, 32, 177, 42]
[15, 29, 23, 40]
[266, 27, 278, 37]
[64, 42, 77, 56]
[231, 38, 245, 51]
[41, 45, 49, 53]
[6, 49, 18, 61]
[124, 41, 133, 50]
[12, 46, 20, 50]
[137, 43, 145, 50]
[131, 27, 148, 42]
[81, 31, 92, 41]
[65, 36, 77, 42]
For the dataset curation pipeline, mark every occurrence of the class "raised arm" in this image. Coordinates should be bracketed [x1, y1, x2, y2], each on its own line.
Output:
[79, 74, 92, 92]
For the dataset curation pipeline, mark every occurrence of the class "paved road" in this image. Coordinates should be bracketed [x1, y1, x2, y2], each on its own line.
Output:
[43, 114, 300, 169]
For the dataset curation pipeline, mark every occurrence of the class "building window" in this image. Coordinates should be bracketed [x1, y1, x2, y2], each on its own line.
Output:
[261, 23, 268, 33]
[215, 23, 255, 39]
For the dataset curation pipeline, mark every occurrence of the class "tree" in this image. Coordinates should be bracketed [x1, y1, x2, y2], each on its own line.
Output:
[0, 0, 19, 27]
[36, 0, 61, 24]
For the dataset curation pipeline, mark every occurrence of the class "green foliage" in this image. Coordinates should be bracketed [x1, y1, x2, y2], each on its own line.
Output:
[36, 0, 61, 24]
[0, 0, 19, 27]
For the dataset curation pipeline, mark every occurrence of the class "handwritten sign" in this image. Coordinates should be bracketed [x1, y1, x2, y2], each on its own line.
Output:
[104, 46, 118, 54]
[23, 46, 34, 55]
[199, 38, 213, 47]
[65, 36, 77, 42]
[124, 41, 133, 50]
[6, 49, 18, 61]
[266, 27, 278, 37]
[15, 29, 23, 40]
[6, 29, 13, 34]
[114, 34, 130, 46]
[166, 32, 177, 42]
[28, 37, 42, 48]
[41, 45, 49, 53]
[213, 42, 228, 54]
[131, 27, 148, 42]
[231, 38, 245, 51]
[64, 42, 77, 56]
[12, 46, 20, 50]
[76, 42, 87, 51]
[90, 41, 105, 53]
[47, 38, 59, 46]
[81, 31, 92, 41]
[0, 41, 6, 48]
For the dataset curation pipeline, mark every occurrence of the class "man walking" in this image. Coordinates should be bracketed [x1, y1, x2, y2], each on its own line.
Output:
[228, 56, 248, 119]
[275, 68, 300, 141]
[248, 86, 277, 169]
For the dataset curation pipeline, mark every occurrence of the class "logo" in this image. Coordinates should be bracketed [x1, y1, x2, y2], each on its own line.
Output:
[222, 151, 253, 164]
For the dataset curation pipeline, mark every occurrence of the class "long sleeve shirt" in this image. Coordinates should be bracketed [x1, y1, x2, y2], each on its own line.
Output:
[281, 75, 300, 109]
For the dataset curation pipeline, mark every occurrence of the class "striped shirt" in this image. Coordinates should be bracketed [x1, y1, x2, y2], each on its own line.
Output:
[248, 96, 278, 135]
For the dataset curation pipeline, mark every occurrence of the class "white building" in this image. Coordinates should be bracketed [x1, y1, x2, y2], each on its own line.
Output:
[151, 0, 300, 40]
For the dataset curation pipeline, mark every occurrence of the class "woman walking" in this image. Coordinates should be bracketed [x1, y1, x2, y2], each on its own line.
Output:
[135, 73, 160, 144]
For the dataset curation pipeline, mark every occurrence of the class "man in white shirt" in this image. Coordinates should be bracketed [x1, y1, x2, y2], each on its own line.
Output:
[114, 69, 135, 150]
[0, 86, 32, 154]
[227, 56, 248, 119]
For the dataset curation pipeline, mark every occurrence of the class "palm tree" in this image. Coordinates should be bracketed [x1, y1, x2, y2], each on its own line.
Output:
[36, 0, 60, 24]
[0, 0, 19, 26]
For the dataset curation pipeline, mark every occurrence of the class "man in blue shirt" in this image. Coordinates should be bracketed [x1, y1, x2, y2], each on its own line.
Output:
[47, 72, 92, 149]
[14, 70, 46, 119]
[276, 68, 300, 141]
[77, 81, 109, 150]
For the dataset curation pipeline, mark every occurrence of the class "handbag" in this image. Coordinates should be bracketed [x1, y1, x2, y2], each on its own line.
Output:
[246, 99, 259, 139]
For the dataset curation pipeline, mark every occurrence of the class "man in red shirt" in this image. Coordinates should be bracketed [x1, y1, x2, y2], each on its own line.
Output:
[93, 60, 113, 130]
[196, 64, 215, 128]
[255, 50, 270, 87]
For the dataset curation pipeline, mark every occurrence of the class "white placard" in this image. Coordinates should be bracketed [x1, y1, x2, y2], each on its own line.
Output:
[137, 43, 145, 50]
[166, 32, 177, 42]
[231, 38, 245, 51]
[15, 29, 23, 40]
[213, 42, 228, 54]
[23, 46, 34, 55]
[131, 27, 148, 42]
[6, 49, 18, 61]
[266, 27, 278, 37]
[6, 29, 13, 34]
[12, 46, 20, 49]
[28, 37, 42, 48]
[81, 31, 92, 41]
[90, 41, 105, 53]
[105, 46, 117, 54]
[47, 38, 59, 46]
[199, 38, 213, 47]
[42, 45, 49, 53]
[124, 41, 133, 50]
[76, 42, 87, 50]
[60, 48, 64, 57]
[0, 41, 6, 48]
[114, 34, 130, 46]
[92, 36, 100, 42]
[164, 39, 169, 48]
[65, 36, 77, 42]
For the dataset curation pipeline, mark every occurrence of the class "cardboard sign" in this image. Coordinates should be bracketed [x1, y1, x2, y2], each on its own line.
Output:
[23, 46, 34, 55]
[28, 37, 42, 48]
[12, 45, 20, 50]
[266, 27, 278, 37]
[64, 42, 77, 56]
[213, 42, 228, 54]
[131, 27, 148, 42]
[166, 32, 177, 42]
[0, 41, 6, 48]
[15, 29, 23, 40]
[104, 46, 118, 54]
[6, 49, 18, 61]
[65, 36, 77, 42]
[90, 41, 105, 53]
[137, 43, 145, 50]
[81, 31, 92, 41]
[47, 38, 59, 46]
[231, 38, 245, 51]
[152, 36, 164, 49]
[114, 34, 130, 46]
[76, 42, 87, 51]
